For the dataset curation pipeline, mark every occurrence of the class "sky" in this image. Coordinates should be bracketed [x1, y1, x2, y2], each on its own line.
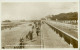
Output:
[1, 2, 78, 21]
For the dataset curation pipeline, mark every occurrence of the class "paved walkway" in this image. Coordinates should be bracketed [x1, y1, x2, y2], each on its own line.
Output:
[41, 23, 72, 48]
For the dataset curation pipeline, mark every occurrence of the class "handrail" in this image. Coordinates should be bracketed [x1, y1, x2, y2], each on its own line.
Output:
[45, 21, 78, 48]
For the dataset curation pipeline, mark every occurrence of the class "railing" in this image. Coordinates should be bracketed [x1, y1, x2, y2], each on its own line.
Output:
[45, 21, 78, 48]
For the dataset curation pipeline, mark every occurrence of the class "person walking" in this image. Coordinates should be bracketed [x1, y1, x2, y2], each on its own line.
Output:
[19, 37, 24, 48]
[29, 30, 33, 40]
[36, 27, 40, 36]
[26, 25, 33, 40]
